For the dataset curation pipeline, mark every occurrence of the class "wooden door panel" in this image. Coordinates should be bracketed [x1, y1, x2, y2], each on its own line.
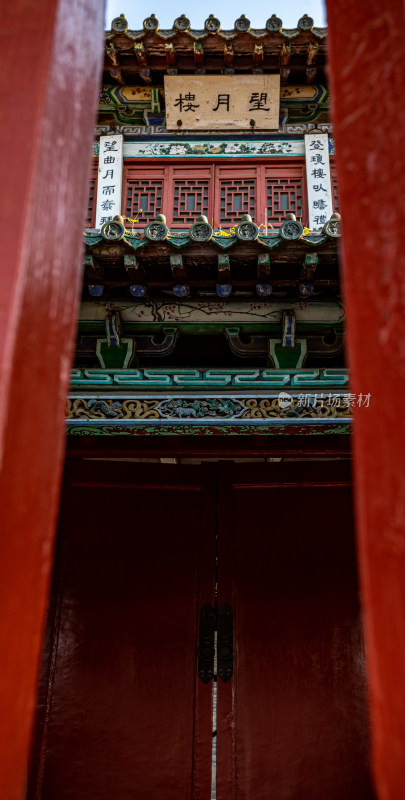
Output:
[217, 462, 373, 800]
[32, 462, 216, 800]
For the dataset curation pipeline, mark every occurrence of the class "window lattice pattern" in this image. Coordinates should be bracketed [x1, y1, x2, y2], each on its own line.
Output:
[86, 179, 96, 227]
[219, 180, 255, 224]
[126, 180, 163, 224]
[172, 180, 209, 224]
[332, 175, 340, 213]
[266, 178, 303, 224]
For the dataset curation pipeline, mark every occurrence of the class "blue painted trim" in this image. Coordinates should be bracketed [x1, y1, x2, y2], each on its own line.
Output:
[66, 417, 352, 428]
[69, 392, 349, 399]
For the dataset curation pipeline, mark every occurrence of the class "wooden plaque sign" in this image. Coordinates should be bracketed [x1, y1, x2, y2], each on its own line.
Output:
[164, 75, 280, 130]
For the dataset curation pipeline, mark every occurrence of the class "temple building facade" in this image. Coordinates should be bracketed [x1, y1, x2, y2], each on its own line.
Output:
[27, 12, 375, 800]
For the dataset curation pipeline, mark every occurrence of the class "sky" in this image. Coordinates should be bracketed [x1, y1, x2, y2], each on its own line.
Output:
[105, 0, 327, 30]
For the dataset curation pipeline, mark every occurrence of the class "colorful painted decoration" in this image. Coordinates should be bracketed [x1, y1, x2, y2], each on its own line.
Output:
[299, 283, 315, 297]
[88, 285, 104, 297]
[79, 299, 345, 326]
[256, 284, 272, 296]
[282, 311, 296, 348]
[216, 284, 232, 297]
[173, 284, 191, 297]
[130, 285, 147, 297]
[122, 139, 304, 158]
[66, 392, 353, 425]
[71, 367, 349, 389]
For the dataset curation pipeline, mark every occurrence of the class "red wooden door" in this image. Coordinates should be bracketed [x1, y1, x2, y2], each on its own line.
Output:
[29, 461, 216, 800]
[29, 460, 372, 799]
[217, 462, 374, 800]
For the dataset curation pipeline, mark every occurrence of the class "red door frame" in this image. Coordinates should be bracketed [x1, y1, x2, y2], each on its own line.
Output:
[2, 2, 405, 797]
[326, 0, 405, 795]
[0, 3, 104, 798]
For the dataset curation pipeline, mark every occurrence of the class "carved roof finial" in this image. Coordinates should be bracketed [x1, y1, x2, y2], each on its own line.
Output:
[111, 13, 129, 33]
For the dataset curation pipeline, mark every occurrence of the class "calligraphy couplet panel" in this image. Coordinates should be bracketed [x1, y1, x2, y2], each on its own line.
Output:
[95, 134, 123, 228]
[165, 76, 280, 131]
[305, 132, 333, 229]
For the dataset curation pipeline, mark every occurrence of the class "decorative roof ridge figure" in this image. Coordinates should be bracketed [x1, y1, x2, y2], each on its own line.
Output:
[105, 13, 327, 40]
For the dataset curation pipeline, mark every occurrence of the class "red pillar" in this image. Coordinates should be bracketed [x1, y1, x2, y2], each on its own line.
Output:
[0, 2, 104, 797]
[325, 2, 405, 797]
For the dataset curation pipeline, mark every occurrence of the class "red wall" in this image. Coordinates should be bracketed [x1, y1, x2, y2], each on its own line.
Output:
[326, 1, 405, 797]
[0, 2, 104, 797]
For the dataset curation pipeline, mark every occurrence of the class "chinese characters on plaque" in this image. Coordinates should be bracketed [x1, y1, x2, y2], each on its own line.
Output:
[164, 76, 280, 130]
[304, 133, 333, 230]
[95, 134, 123, 229]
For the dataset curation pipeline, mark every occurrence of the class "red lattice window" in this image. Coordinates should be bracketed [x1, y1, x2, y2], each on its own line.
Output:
[172, 180, 209, 224]
[219, 180, 255, 224]
[266, 177, 303, 224]
[122, 162, 307, 229]
[86, 178, 97, 228]
[126, 179, 163, 223]
[332, 171, 340, 213]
